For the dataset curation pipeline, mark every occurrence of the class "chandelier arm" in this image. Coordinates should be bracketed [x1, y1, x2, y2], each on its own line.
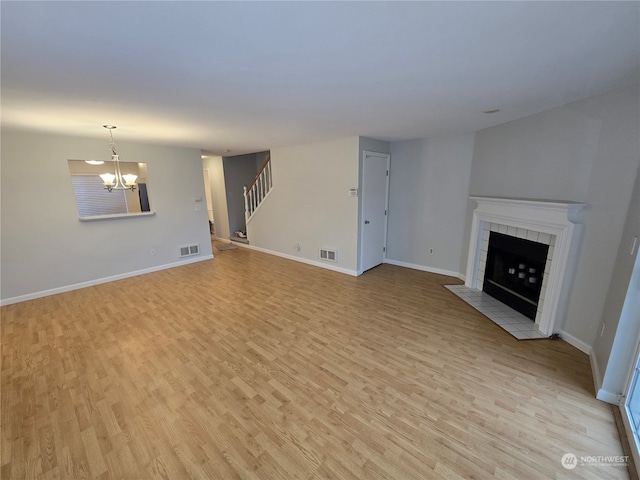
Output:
[112, 155, 126, 190]
[115, 159, 123, 189]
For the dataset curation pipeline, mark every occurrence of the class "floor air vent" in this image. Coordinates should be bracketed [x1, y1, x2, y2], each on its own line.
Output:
[179, 244, 200, 258]
[319, 248, 337, 262]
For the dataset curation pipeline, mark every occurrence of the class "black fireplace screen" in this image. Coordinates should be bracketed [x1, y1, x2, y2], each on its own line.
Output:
[483, 232, 549, 320]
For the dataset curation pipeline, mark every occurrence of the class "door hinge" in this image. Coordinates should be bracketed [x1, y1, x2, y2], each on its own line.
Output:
[386, 170, 389, 176]
[383, 246, 386, 252]
[385, 210, 387, 215]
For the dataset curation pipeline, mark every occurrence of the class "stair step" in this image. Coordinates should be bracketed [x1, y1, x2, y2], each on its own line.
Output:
[230, 236, 249, 244]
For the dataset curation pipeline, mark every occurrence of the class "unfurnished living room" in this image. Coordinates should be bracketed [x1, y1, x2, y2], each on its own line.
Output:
[1, 2, 640, 479]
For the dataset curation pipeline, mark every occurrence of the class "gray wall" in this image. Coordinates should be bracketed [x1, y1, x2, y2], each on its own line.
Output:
[222, 153, 260, 235]
[595, 168, 640, 397]
[256, 151, 270, 172]
[1, 128, 212, 303]
[387, 133, 475, 276]
[465, 84, 640, 348]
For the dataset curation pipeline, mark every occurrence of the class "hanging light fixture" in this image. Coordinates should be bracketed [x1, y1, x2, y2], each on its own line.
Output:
[99, 125, 137, 192]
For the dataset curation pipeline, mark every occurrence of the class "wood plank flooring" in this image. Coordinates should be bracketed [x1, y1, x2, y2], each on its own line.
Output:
[1, 243, 630, 479]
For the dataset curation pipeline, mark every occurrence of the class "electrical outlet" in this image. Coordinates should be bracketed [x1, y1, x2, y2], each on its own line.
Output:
[150, 249, 156, 256]
[296, 242, 301, 251]
[429, 248, 434, 254]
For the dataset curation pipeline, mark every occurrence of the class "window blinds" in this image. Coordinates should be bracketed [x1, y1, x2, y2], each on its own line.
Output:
[70, 175, 128, 216]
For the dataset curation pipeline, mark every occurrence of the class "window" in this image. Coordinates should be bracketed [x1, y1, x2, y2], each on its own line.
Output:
[70, 175, 128, 217]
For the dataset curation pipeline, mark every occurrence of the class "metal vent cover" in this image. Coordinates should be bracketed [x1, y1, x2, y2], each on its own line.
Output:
[179, 244, 200, 258]
[319, 248, 337, 262]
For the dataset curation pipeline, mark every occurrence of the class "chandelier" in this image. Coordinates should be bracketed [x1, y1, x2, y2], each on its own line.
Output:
[99, 125, 137, 192]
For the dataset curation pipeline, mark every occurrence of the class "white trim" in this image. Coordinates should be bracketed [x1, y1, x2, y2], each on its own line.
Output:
[232, 242, 358, 277]
[384, 258, 464, 280]
[0, 254, 214, 306]
[591, 349, 603, 396]
[245, 188, 273, 224]
[619, 332, 640, 466]
[597, 389, 620, 405]
[621, 402, 640, 471]
[559, 329, 591, 354]
[465, 196, 585, 336]
[78, 211, 156, 222]
[360, 151, 391, 273]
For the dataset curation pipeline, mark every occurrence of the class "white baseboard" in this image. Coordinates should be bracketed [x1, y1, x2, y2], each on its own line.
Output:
[557, 331, 609, 404]
[590, 349, 602, 396]
[559, 330, 592, 354]
[596, 388, 620, 405]
[233, 243, 358, 277]
[590, 349, 620, 405]
[383, 258, 464, 280]
[0, 254, 214, 306]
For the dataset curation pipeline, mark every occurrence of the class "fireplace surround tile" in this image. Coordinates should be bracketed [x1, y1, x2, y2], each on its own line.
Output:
[465, 196, 585, 336]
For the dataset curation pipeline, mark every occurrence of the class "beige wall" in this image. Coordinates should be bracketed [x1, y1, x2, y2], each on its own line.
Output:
[246, 137, 360, 273]
[202, 155, 230, 240]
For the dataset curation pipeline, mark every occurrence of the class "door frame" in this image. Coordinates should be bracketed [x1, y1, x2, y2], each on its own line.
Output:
[620, 336, 640, 471]
[358, 150, 391, 275]
[616, 242, 640, 471]
[203, 168, 216, 235]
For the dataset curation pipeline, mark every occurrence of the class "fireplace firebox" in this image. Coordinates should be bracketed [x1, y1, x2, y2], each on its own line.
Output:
[483, 232, 549, 320]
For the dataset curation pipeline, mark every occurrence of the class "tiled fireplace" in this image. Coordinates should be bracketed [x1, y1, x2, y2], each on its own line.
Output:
[463, 196, 585, 336]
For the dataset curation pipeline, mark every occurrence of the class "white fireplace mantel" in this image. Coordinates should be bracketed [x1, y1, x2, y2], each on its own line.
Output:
[465, 196, 585, 336]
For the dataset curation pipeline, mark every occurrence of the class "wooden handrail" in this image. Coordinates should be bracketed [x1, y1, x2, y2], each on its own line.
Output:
[246, 155, 271, 192]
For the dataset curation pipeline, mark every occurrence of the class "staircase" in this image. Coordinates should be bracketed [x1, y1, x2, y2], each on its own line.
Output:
[243, 155, 272, 222]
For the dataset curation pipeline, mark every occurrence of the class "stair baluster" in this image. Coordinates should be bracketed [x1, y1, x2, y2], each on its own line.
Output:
[244, 156, 272, 222]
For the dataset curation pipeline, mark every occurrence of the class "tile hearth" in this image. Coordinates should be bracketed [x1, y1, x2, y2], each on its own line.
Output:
[445, 284, 548, 340]
[464, 196, 585, 336]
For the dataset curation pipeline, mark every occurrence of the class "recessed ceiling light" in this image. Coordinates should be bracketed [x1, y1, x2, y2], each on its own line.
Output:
[483, 109, 500, 114]
[85, 160, 104, 165]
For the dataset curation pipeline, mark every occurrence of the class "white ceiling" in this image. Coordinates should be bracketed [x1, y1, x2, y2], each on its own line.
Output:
[1, 1, 638, 156]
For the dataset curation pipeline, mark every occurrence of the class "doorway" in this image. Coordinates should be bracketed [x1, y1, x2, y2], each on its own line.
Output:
[620, 249, 640, 468]
[360, 151, 390, 273]
[203, 169, 215, 236]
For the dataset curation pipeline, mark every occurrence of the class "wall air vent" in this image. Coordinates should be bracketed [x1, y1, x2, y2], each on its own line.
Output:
[319, 248, 338, 262]
[179, 244, 200, 258]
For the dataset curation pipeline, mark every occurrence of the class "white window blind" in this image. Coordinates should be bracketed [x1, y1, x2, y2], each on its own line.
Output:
[71, 175, 128, 216]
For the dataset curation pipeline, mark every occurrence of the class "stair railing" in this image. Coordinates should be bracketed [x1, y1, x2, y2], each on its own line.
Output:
[243, 156, 272, 222]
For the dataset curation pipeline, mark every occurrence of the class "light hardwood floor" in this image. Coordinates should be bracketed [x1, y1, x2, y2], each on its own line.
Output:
[1, 243, 630, 479]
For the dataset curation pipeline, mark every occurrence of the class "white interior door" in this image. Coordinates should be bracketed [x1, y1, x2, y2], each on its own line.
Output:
[360, 152, 390, 273]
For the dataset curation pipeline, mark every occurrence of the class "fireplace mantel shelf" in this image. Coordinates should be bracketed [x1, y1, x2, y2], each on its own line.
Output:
[470, 195, 583, 205]
[469, 196, 586, 225]
[465, 196, 586, 336]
